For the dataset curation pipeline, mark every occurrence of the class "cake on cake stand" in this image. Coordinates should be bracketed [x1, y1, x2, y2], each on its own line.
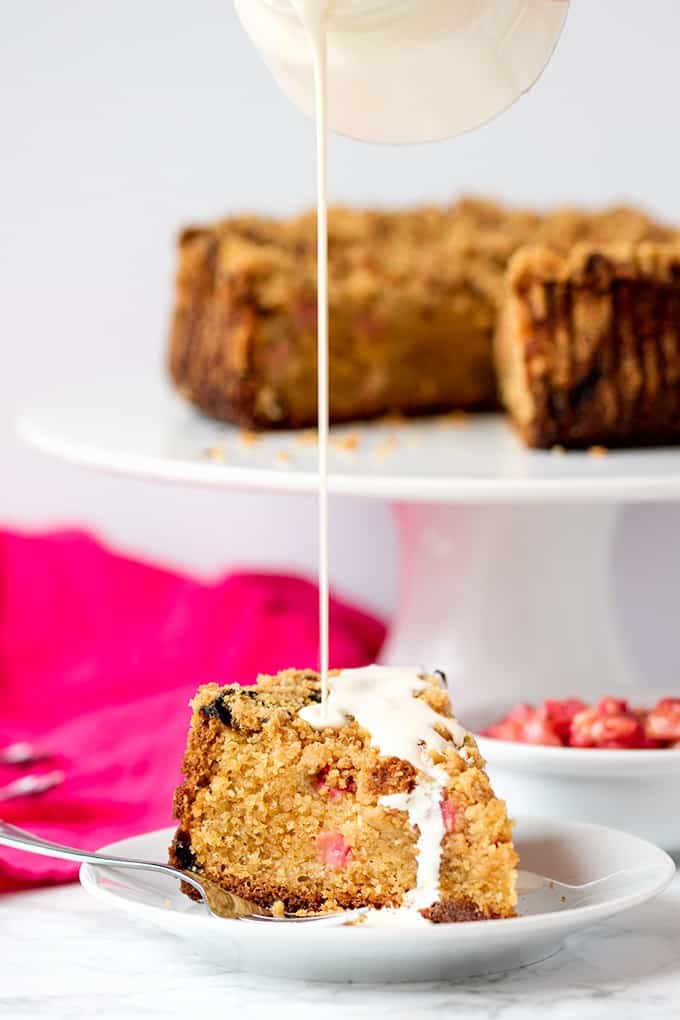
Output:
[17, 378, 680, 714]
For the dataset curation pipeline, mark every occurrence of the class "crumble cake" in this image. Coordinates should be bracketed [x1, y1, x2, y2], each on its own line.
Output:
[169, 666, 518, 921]
[496, 242, 680, 448]
[168, 198, 674, 441]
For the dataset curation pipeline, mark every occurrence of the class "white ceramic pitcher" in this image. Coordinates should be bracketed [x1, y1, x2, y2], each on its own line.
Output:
[234, 0, 570, 144]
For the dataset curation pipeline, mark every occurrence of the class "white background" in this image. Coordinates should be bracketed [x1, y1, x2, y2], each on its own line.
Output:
[2, 0, 680, 680]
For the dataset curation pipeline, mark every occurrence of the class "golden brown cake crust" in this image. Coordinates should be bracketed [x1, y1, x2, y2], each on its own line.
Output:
[496, 241, 680, 448]
[169, 668, 518, 921]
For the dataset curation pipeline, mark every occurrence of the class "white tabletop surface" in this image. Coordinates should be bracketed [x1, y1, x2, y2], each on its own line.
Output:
[2, 874, 679, 1020]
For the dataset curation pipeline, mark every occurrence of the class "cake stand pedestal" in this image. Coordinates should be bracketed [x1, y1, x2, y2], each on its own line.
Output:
[382, 502, 633, 706]
[17, 379, 680, 714]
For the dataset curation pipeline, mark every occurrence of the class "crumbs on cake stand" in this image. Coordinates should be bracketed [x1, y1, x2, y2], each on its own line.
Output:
[239, 429, 261, 447]
[374, 434, 399, 462]
[331, 432, 361, 453]
[203, 444, 227, 462]
[295, 429, 318, 446]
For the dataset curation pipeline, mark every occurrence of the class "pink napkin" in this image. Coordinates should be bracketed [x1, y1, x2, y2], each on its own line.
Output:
[0, 528, 385, 892]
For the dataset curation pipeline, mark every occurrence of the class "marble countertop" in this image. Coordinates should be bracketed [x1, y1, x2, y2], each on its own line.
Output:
[2, 875, 679, 1020]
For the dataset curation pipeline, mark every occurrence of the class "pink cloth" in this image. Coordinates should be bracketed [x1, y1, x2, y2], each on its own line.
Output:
[0, 529, 385, 892]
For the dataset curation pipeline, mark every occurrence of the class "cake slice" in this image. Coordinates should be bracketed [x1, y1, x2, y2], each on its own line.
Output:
[496, 242, 680, 448]
[169, 666, 517, 922]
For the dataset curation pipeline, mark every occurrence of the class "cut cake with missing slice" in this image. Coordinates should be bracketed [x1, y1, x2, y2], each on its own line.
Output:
[169, 666, 517, 922]
[168, 198, 672, 435]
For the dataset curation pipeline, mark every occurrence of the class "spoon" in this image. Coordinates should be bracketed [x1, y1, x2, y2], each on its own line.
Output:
[0, 820, 364, 925]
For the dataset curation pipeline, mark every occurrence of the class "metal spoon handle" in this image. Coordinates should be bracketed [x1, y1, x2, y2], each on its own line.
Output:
[0, 819, 191, 886]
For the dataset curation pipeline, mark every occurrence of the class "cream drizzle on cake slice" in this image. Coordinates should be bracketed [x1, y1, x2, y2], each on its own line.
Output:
[298, 664, 469, 910]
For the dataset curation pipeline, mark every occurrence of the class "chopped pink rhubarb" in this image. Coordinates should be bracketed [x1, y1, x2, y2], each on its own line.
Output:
[483, 703, 561, 746]
[316, 831, 352, 870]
[570, 703, 647, 749]
[295, 298, 317, 329]
[440, 798, 459, 834]
[542, 698, 587, 742]
[485, 695, 678, 749]
[645, 698, 680, 742]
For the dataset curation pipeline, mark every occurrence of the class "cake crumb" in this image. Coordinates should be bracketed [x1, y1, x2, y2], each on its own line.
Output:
[331, 432, 360, 452]
[240, 430, 260, 447]
[295, 429, 318, 446]
[374, 435, 398, 462]
[275, 451, 292, 466]
[271, 899, 286, 918]
[550, 444, 566, 455]
[588, 445, 608, 458]
[203, 445, 226, 462]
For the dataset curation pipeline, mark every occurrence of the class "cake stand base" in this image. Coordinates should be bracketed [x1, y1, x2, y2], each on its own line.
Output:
[381, 502, 635, 713]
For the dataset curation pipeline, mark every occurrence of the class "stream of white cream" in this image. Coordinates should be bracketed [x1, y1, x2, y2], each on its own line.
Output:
[291, 0, 331, 712]
[290, 3, 462, 908]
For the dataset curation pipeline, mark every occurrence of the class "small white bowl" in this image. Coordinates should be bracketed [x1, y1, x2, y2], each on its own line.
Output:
[465, 702, 680, 853]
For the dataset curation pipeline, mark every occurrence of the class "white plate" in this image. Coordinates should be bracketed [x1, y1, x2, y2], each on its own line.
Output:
[17, 378, 680, 502]
[79, 816, 675, 983]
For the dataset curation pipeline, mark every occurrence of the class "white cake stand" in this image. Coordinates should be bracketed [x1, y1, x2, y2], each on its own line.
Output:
[17, 378, 680, 713]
